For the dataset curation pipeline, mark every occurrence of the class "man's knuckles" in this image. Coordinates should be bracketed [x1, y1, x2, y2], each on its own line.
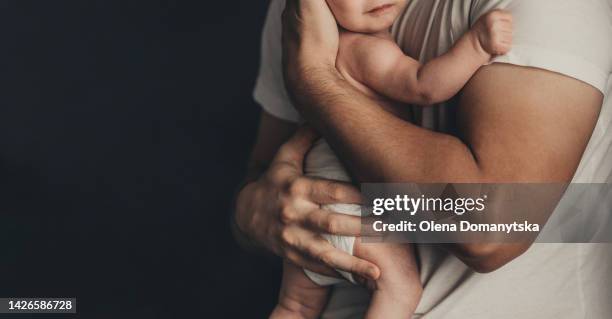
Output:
[287, 177, 310, 196]
[322, 214, 342, 234]
[280, 204, 304, 225]
[279, 227, 297, 247]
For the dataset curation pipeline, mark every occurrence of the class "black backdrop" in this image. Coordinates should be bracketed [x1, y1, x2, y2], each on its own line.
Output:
[0, 1, 280, 318]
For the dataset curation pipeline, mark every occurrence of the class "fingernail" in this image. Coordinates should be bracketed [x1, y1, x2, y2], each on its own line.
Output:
[368, 267, 379, 280]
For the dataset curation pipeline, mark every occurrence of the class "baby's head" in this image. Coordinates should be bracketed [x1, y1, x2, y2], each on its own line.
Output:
[326, 0, 407, 33]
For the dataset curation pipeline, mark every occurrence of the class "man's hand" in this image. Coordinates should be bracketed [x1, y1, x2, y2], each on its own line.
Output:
[235, 126, 381, 280]
[282, 0, 340, 94]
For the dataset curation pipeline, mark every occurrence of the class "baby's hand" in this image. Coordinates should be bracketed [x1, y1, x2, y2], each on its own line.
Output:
[473, 9, 513, 56]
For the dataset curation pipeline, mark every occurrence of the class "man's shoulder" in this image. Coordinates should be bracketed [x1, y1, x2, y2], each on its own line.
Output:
[472, 0, 610, 30]
[471, 0, 610, 37]
[475, 0, 612, 93]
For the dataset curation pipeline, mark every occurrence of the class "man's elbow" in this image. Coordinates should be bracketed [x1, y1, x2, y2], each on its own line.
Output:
[453, 243, 530, 273]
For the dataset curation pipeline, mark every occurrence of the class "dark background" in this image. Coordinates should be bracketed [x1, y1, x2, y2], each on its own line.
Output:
[0, 0, 280, 318]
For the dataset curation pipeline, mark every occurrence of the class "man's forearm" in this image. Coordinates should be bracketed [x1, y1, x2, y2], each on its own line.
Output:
[231, 111, 298, 252]
[292, 68, 520, 272]
[293, 66, 483, 183]
[289, 63, 602, 272]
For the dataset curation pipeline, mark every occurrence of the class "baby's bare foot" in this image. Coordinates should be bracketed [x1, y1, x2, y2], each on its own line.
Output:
[353, 239, 422, 318]
[270, 261, 330, 319]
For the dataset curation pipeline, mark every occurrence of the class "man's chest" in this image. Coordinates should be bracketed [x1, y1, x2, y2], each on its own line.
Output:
[391, 0, 473, 62]
[389, 0, 477, 130]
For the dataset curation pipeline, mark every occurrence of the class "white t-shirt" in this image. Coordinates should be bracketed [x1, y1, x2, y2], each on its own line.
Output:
[253, 0, 612, 318]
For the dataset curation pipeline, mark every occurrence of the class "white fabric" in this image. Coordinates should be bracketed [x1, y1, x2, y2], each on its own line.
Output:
[303, 140, 360, 286]
[303, 227, 357, 285]
[302, 204, 359, 286]
[253, 0, 612, 318]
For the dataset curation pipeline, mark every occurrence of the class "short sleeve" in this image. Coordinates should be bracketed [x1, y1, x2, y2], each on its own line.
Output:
[253, 0, 301, 123]
[471, 0, 612, 93]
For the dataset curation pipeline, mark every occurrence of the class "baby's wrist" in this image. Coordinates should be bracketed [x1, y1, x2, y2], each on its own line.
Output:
[468, 30, 492, 64]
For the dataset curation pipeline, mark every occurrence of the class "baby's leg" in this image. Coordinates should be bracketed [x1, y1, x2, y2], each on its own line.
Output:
[270, 261, 330, 319]
[354, 240, 422, 319]
[301, 139, 421, 316]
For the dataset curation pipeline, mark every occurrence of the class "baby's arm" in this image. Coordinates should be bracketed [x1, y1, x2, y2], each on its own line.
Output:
[347, 10, 513, 105]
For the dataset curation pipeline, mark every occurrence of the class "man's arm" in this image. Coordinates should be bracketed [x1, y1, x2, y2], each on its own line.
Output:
[289, 62, 602, 271]
[243, 112, 298, 183]
[231, 111, 296, 250]
[302, 63, 602, 183]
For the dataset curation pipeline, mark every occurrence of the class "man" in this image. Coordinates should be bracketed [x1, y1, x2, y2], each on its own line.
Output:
[234, 0, 612, 317]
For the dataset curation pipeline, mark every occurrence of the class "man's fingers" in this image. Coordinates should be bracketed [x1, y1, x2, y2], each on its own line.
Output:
[286, 227, 379, 280]
[308, 179, 363, 204]
[359, 215, 385, 237]
[285, 249, 340, 278]
[272, 126, 319, 169]
[281, 0, 300, 35]
[302, 237, 380, 281]
[303, 209, 362, 236]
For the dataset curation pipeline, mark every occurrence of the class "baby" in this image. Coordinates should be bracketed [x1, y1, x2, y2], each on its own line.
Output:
[271, 1, 513, 318]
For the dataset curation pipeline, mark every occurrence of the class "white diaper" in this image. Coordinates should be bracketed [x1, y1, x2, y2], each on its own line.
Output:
[303, 139, 361, 286]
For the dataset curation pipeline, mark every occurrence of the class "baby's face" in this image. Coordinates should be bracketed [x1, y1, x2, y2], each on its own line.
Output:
[326, 0, 407, 33]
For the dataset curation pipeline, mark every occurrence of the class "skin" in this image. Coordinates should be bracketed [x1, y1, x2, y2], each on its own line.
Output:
[271, 3, 514, 318]
[234, 0, 603, 288]
[336, 4, 512, 106]
[235, 118, 380, 279]
[326, 0, 406, 33]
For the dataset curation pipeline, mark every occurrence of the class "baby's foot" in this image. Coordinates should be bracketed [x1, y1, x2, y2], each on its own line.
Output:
[270, 261, 330, 319]
[353, 239, 422, 318]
